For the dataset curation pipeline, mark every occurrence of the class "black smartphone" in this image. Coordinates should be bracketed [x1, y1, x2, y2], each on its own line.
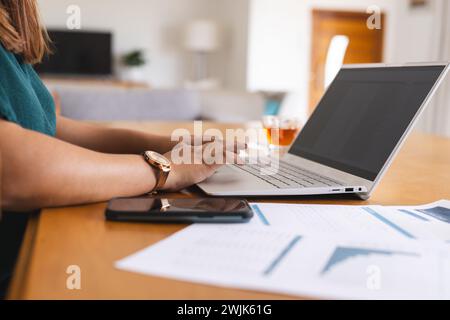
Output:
[105, 197, 254, 223]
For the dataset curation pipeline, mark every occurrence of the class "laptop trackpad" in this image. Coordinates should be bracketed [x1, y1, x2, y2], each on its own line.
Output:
[197, 165, 273, 194]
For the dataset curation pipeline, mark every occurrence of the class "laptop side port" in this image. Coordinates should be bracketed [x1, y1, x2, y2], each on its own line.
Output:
[345, 188, 354, 192]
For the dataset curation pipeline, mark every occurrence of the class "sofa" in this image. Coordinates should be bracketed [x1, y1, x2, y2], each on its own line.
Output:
[46, 83, 266, 123]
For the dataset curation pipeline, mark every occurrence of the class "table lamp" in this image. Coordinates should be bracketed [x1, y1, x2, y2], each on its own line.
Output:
[184, 20, 221, 88]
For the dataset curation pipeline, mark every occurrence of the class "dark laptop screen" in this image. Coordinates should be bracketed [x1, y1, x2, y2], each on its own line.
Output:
[290, 65, 446, 181]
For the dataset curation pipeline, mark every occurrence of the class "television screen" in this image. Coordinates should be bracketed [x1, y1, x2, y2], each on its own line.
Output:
[35, 30, 112, 76]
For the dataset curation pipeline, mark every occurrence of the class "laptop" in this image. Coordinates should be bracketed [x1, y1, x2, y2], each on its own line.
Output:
[197, 63, 449, 199]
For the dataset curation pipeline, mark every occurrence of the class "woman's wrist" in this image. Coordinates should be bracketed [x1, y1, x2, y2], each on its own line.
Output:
[141, 151, 172, 193]
[129, 154, 158, 194]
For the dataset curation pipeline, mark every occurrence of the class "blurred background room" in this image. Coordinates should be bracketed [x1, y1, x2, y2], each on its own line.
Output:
[36, 0, 450, 137]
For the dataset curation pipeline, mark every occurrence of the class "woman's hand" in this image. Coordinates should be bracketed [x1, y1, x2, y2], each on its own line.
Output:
[161, 141, 243, 192]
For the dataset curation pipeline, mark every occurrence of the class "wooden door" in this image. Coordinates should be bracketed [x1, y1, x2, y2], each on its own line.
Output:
[309, 10, 385, 112]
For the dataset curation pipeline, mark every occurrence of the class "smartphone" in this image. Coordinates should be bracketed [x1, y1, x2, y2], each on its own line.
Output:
[105, 197, 254, 223]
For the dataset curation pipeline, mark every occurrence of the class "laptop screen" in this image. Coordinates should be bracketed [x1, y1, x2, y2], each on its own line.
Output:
[289, 65, 446, 181]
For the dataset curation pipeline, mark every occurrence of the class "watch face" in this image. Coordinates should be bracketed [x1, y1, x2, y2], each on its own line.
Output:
[147, 151, 171, 167]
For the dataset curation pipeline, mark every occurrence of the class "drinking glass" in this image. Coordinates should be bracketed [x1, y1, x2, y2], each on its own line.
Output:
[262, 116, 302, 152]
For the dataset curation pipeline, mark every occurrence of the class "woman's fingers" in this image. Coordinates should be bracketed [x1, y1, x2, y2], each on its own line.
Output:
[163, 140, 244, 191]
[201, 141, 243, 166]
[190, 135, 247, 154]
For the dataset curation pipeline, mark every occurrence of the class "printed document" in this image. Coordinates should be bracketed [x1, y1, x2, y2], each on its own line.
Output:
[116, 200, 450, 299]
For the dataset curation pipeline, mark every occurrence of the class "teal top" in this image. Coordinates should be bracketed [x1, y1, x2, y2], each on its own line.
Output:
[0, 43, 56, 136]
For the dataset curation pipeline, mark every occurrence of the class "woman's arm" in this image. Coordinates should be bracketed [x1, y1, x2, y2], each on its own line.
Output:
[55, 116, 174, 154]
[1, 120, 225, 212]
[0, 119, 156, 211]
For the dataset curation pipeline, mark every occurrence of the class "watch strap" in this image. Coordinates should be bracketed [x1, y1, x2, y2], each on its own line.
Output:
[142, 152, 170, 193]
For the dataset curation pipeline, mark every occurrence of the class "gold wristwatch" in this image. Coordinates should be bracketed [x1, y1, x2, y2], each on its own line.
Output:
[142, 151, 171, 193]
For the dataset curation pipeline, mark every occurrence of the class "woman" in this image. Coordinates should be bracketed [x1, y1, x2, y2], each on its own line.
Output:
[0, 0, 238, 297]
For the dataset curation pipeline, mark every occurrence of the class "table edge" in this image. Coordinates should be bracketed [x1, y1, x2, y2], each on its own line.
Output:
[7, 212, 40, 300]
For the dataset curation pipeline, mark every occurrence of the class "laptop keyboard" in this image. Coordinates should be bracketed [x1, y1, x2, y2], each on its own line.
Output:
[233, 161, 342, 189]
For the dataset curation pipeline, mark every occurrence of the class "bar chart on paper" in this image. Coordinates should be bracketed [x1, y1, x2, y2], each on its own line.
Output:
[115, 201, 450, 299]
[311, 242, 449, 299]
[320, 247, 418, 275]
[116, 225, 304, 281]
[250, 200, 450, 242]
[417, 206, 450, 223]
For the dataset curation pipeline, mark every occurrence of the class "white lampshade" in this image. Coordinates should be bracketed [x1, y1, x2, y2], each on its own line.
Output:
[324, 35, 349, 88]
[184, 20, 221, 52]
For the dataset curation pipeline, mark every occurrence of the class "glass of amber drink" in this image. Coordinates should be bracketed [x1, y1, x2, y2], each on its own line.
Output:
[262, 116, 302, 152]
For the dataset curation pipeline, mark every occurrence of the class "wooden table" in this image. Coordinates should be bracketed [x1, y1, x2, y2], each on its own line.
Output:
[8, 122, 450, 299]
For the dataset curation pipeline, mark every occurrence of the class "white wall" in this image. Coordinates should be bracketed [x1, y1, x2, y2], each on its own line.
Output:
[37, 0, 249, 89]
[212, 0, 250, 91]
[247, 0, 306, 93]
[415, 0, 450, 137]
[247, 0, 442, 118]
[38, 0, 447, 133]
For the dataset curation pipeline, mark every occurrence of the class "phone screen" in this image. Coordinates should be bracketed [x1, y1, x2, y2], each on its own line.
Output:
[106, 197, 253, 223]
[107, 197, 252, 217]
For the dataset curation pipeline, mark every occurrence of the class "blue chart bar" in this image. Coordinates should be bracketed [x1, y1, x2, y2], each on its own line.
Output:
[399, 209, 429, 222]
[252, 205, 270, 226]
[417, 206, 450, 224]
[363, 207, 416, 239]
[264, 236, 301, 276]
[321, 246, 417, 275]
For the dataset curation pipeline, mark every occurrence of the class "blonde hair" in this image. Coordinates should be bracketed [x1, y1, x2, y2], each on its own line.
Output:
[0, 0, 50, 64]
